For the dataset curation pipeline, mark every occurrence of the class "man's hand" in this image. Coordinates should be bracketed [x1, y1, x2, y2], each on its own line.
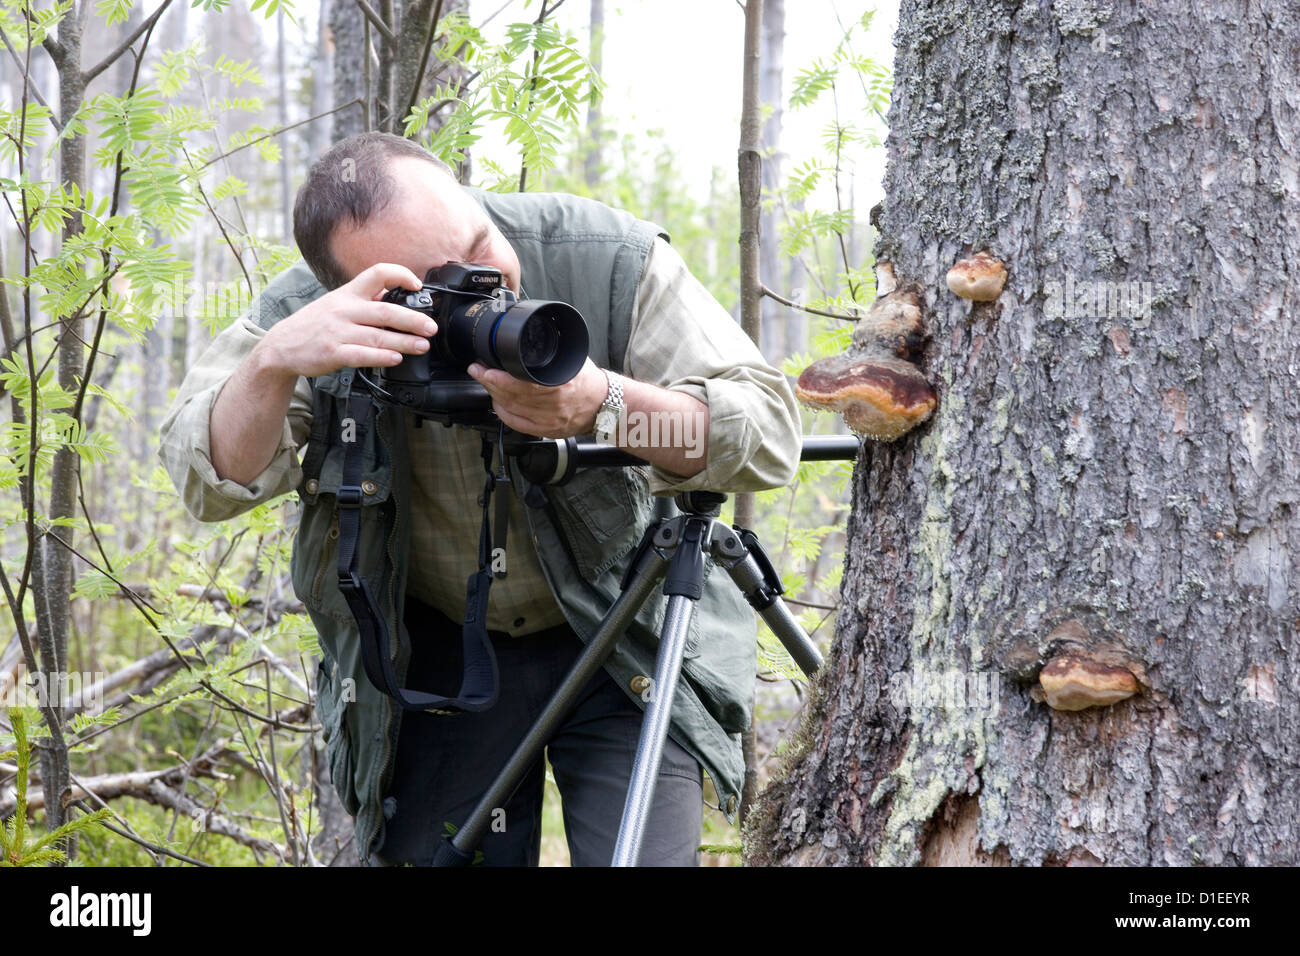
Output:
[210, 263, 433, 485]
[256, 262, 436, 379]
[466, 357, 608, 438]
[467, 358, 710, 479]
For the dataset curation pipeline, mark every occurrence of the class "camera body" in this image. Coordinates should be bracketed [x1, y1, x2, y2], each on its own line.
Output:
[377, 261, 589, 427]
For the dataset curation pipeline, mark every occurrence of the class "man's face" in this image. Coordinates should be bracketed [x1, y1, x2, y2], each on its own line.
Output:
[329, 156, 522, 293]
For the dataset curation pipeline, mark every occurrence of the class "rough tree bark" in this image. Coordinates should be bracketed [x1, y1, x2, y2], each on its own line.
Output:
[745, 0, 1300, 866]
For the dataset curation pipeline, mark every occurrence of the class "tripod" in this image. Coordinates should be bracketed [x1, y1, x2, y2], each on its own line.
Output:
[430, 483, 827, 867]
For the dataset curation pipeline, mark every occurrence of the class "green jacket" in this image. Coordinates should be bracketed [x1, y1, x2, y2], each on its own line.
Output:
[253, 191, 762, 860]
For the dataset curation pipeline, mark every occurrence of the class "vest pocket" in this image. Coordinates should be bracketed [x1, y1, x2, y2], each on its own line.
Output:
[547, 465, 653, 580]
[314, 658, 360, 816]
[294, 394, 395, 624]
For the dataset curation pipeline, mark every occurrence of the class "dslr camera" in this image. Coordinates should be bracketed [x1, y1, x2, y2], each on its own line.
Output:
[377, 261, 589, 427]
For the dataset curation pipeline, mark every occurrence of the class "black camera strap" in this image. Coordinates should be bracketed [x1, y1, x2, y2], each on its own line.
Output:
[335, 387, 499, 714]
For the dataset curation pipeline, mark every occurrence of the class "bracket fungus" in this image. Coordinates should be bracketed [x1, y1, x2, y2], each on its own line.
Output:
[850, 289, 926, 359]
[1038, 655, 1139, 711]
[795, 353, 938, 441]
[946, 251, 1007, 301]
[795, 289, 937, 441]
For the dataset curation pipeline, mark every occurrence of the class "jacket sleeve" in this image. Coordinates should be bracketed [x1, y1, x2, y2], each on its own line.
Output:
[157, 316, 314, 522]
[624, 237, 801, 495]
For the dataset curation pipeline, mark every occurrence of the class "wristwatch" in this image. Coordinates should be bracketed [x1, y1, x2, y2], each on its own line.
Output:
[594, 370, 625, 445]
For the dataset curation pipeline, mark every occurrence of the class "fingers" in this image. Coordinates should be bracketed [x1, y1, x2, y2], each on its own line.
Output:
[467, 363, 539, 400]
[353, 301, 438, 337]
[347, 262, 423, 299]
[351, 325, 431, 355]
[490, 404, 547, 437]
[333, 344, 407, 368]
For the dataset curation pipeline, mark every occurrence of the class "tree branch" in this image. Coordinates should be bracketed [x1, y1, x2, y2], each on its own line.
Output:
[0, 26, 61, 130]
[82, 0, 174, 83]
[353, 0, 397, 45]
[401, 0, 445, 128]
[760, 283, 863, 321]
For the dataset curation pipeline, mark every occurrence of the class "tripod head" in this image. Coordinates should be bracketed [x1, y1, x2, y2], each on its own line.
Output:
[674, 490, 728, 515]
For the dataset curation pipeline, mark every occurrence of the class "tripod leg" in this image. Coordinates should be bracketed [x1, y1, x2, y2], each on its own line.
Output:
[724, 552, 824, 676]
[433, 537, 670, 866]
[611, 591, 697, 867]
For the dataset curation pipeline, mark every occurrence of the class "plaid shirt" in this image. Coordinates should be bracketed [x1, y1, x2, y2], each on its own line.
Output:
[159, 238, 800, 635]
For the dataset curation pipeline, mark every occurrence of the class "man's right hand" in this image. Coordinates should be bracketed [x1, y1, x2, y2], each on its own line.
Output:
[209, 263, 434, 485]
[254, 262, 436, 379]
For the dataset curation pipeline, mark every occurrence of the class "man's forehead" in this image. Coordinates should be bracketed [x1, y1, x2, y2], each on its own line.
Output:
[389, 160, 484, 247]
[331, 164, 487, 278]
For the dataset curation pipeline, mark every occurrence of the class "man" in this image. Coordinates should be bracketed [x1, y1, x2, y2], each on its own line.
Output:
[160, 131, 800, 866]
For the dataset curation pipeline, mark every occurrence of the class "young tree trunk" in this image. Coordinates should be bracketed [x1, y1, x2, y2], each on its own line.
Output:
[745, 0, 1300, 866]
[32, 3, 90, 843]
[735, 0, 763, 824]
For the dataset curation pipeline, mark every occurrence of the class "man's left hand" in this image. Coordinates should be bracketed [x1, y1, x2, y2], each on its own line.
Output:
[467, 358, 607, 438]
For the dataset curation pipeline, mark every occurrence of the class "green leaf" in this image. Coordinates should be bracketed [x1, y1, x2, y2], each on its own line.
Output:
[93, 0, 133, 26]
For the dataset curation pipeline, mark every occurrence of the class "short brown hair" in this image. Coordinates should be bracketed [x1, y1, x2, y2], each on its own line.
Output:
[292, 132, 453, 290]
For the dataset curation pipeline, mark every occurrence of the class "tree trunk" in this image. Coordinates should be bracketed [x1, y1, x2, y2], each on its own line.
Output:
[734, 0, 763, 824]
[329, 0, 369, 140]
[310, 1, 333, 160]
[745, 0, 1300, 866]
[32, 0, 90, 845]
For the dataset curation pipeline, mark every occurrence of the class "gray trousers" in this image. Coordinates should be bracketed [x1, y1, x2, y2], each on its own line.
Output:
[367, 599, 703, 867]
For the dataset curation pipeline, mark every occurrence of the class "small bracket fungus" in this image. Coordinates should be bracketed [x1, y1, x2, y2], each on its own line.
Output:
[946, 251, 1007, 301]
[795, 289, 937, 441]
[875, 259, 898, 296]
[851, 289, 926, 359]
[1038, 655, 1139, 711]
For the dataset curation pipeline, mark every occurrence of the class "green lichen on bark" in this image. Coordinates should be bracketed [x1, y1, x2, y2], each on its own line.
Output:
[874, 375, 994, 865]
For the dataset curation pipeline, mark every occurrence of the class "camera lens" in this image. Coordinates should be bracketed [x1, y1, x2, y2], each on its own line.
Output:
[515, 317, 560, 369]
[489, 301, 588, 385]
[442, 297, 589, 386]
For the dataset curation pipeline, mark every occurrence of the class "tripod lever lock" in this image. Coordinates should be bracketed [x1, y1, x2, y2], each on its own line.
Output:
[737, 527, 785, 610]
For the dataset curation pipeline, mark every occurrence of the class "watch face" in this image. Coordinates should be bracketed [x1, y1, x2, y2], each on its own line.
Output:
[596, 409, 617, 439]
